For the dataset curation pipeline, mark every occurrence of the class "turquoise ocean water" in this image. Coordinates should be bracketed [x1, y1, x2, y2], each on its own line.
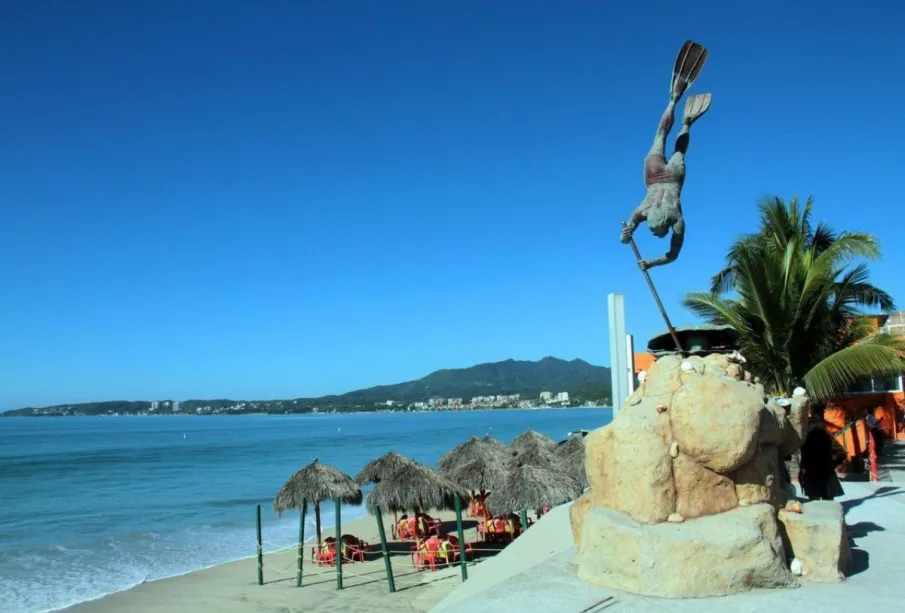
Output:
[0, 409, 611, 613]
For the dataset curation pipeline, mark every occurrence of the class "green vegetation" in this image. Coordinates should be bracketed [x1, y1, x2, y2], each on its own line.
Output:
[684, 196, 905, 399]
[3, 357, 612, 416]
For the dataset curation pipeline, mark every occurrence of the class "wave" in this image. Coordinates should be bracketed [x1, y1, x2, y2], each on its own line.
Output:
[0, 504, 369, 613]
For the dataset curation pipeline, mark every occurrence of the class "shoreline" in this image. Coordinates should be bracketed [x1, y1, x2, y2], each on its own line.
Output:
[46, 505, 372, 613]
[3, 406, 611, 418]
[54, 508, 479, 613]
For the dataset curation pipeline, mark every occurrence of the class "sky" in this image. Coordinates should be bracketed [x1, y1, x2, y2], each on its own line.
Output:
[1, 1, 904, 409]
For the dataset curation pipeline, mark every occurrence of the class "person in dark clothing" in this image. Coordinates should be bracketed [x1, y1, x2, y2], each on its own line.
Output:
[798, 408, 845, 501]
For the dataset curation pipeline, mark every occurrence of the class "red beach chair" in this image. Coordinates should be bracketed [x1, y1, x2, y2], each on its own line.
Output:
[412, 536, 443, 571]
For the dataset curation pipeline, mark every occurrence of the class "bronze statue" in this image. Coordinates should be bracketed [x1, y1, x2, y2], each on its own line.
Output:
[620, 41, 711, 271]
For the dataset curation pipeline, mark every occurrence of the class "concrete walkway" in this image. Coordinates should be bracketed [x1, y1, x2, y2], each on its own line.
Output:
[432, 481, 905, 613]
[878, 440, 905, 482]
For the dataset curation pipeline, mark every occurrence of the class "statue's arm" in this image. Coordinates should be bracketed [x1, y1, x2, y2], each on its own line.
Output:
[645, 218, 685, 269]
[620, 206, 646, 243]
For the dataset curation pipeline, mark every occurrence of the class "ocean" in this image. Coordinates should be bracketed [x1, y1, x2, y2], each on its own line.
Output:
[0, 408, 611, 613]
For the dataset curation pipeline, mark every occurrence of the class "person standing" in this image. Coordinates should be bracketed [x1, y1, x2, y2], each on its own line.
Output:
[799, 408, 846, 501]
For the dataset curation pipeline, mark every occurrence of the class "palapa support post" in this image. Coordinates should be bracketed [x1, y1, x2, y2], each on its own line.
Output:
[296, 499, 307, 587]
[374, 507, 396, 593]
[255, 504, 264, 586]
[334, 498, 343, 590]
[621, 222, 685, 353]
[519, 510, 529, 536]
[454, 495, 468, 582]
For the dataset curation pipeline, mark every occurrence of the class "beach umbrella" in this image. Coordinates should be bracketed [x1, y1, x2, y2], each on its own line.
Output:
[354, 451, 415, 539]
[510, 429, 556, 454]
[368, 461, 472, 589]
[437, 435, 511, 474]
[481, 435, 509, 454]
[354, 451, 414, 486]
[555, 434, 585, 458]
[511, 443, 563, 472]
[555, 435, 588, 489]
[486, 463, 584, 530]
[446, 455, 509, 493]
[273, 459, 362, 589]
[438, 436, 512, 527]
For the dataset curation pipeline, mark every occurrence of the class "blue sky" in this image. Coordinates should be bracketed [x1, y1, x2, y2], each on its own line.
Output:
[1, 1, 903, 409]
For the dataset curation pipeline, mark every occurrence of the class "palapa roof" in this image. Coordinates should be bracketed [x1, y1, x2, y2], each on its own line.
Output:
[437, 435, 512, 474]
[510, 429, 556, 454]
[511, 443, 563, 472]
[367, 460, 470, 514]
[486, 463, 583, 516]
[273, 459, 363, 516]
[554, 434, 587, 488]
[481, 435, 509, 453]
[559, 447, 588, 489]
[446, 455, 509, 492]
[353, 451, 414, 485]
[554, 434, 585, 459]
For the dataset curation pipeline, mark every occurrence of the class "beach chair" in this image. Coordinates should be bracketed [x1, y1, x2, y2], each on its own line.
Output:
[313, 538, 337, 566]
[420, 514, 441, 537]
[341, 535, 369, 563]
[397, 517, 413, 540]
[411, 536, 443, 571]
[443, 534, 473, 564]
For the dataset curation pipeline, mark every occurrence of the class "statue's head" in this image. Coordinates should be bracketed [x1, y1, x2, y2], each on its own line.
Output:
[648, 208, 671, 238]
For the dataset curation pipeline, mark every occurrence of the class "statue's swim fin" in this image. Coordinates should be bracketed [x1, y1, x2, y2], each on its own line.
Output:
[671, 40, 708, 98]
[683, 93, 712, 124]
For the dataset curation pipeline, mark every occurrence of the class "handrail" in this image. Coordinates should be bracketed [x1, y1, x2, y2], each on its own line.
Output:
[830, 417, 867, 457]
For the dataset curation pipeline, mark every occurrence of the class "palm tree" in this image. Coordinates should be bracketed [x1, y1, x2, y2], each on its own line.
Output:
[684, 196, 905, 399]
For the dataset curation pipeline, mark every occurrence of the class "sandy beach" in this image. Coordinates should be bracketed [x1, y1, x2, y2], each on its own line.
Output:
[59, 509, 497, 613]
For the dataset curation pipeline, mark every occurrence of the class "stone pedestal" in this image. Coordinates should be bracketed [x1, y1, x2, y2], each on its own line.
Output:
[577, 503, 796, 597]
[778, 501, 850, 583]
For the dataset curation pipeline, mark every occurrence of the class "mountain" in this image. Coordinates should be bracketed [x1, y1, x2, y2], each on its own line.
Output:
[3, 357, 611, 416]
[325, 356, 611, 403]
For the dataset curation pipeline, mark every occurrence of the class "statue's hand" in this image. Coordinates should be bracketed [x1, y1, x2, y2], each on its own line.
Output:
[638, 259, 650, 272]
[620, 226, 633, 244]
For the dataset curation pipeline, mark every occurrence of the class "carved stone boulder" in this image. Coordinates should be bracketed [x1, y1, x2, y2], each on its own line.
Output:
[571, 351, 813, 597]
[778, 501, 851, 583]
[577, 504, 796, 597]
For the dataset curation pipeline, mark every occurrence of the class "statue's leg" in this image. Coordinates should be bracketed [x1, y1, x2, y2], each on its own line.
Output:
[647, 99, 678, 158]
[671, 93, 711, 160]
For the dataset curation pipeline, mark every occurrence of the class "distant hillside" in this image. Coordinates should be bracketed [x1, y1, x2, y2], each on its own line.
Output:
[4, 356, 611, 416]
[324, 356, 611, 403]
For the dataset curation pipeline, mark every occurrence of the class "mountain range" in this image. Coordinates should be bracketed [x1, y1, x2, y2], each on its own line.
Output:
[4, 356, 612, 416]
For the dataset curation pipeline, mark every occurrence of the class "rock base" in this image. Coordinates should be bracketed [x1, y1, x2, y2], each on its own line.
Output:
[577, 503, 797, 597]
[778, 501, 850, 583]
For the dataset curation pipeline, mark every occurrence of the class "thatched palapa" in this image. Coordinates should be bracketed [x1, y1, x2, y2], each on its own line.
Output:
[555, 434, 588, 488]
[512, 443, 563, 472]
[446, 455, 508, 493]
[354, 451, 413, 485]
[555, 434, 585, 458]
[367, 461, 470, 514]
[481, 435, 509, 453]
[273, 459, 362, 515]
[486, 463, 583, 516]
[510, 429, 556, 454]
[437, 435, 512, 474]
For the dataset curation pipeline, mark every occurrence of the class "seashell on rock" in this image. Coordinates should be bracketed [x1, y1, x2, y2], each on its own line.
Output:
[670, 441, 679, 458]
[790, 558, 806, 576]
[656, 404, 668, 414]
[667, 513, 685, 523]
[680, 360, 695, 372]
[637, 370, 647, 382]
[785, 500, 802, 514]
[793, 386, 807, 397]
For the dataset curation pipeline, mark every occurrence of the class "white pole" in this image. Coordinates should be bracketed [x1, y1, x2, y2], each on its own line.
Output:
[625, 334, 635, 395]
[607, 293, 627, 417]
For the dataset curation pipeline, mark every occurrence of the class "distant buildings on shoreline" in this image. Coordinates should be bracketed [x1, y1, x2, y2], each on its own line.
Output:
[12, 390, 605, 417]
